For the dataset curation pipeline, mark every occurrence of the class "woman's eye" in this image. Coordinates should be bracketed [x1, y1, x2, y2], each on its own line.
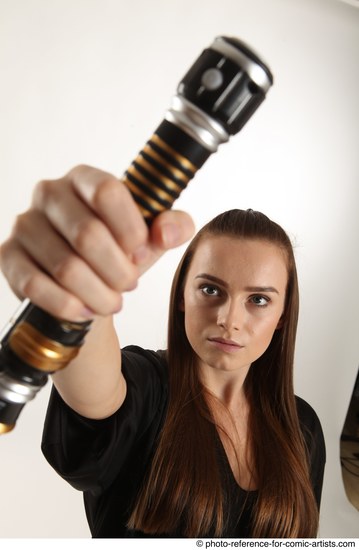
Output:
[201, 285, 220, 296]
[250, 295, 270, 307]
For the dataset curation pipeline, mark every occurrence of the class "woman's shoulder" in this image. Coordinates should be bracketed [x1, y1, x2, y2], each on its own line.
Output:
[122, 345, 167, 362]
[295, 395, 321, 431]
[295, 395, 326, 507]
[120, 346, 169, 407]
[121, 345, 168, 380]
[295, 395, 326, 458]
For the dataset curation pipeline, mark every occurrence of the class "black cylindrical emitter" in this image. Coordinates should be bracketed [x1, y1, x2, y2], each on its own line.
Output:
[0, 36, 273, 434]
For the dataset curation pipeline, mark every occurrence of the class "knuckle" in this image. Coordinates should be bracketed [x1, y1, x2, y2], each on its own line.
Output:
[130, 221, 148, 248]
[7, 211, 37, 243]
[33, 178, 56, 206]
[52, 255, 82, 287]
[55, 295, 85, 321]
[123, 270, 138, 292]
[98, 294, 123, 316]
[0, 239, 12, 265]
[92, 176, 122, 211]
[20, 274, 84, 320]
[120, 259, 139, 287]
[21, 273, 44, 301]
[113, 263, 139, 294]
[12, 212, 29, 235]
[70, 163, 90, 174]
[73, 218, 104, 255]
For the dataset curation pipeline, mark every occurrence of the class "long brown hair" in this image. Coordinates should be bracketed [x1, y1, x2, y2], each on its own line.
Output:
[128, 209, 319, 537]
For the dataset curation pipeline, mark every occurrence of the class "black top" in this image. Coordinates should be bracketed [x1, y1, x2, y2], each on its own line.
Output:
[41, 346, 326, 538]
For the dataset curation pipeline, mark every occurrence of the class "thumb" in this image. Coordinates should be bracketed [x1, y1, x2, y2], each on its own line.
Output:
[137, 210, 195, 275]
[152, 210, 195, 250]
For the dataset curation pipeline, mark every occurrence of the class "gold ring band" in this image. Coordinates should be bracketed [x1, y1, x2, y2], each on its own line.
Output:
[9, 322, 80, 373]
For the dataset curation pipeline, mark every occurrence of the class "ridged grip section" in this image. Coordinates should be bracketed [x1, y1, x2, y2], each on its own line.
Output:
[122, 121, 210, 222]
[122, 135, 192, 220]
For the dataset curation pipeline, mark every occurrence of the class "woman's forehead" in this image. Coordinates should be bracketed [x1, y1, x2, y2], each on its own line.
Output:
[187, 235, 289, 288]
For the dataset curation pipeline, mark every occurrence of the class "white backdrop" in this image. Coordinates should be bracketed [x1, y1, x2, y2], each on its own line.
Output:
[0, 0, 358, 539]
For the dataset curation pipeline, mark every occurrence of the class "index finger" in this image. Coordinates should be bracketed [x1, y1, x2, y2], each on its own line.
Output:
[69, 165, 149, 256]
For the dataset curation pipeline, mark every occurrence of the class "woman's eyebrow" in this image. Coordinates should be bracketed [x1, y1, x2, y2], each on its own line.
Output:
[195, 273, 228, 286]
[245, 286, 279, 294]
[194, 274, 279, 294]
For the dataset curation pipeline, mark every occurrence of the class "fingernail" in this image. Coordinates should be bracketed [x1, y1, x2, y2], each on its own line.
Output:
[162, 223, 180, 248]
[80, 307, 95, 320]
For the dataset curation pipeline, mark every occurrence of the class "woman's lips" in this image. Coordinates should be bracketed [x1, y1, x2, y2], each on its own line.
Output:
[208, 337, 244, 353]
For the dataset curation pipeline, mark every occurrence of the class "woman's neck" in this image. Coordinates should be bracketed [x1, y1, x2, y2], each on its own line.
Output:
[198, 361, 251, 411]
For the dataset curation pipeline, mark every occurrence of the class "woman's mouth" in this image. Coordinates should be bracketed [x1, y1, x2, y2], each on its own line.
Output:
[208, 337, 244, 353]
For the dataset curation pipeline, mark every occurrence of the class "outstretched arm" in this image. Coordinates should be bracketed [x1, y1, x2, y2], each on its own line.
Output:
[0, 164, 194, 419]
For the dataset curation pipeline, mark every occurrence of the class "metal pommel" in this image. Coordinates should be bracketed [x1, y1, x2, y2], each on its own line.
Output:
[0, 302, 91, 432]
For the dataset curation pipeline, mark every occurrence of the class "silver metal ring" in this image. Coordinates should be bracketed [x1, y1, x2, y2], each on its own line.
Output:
[0, 372, 42, 405]
[165, 95, 229, 153]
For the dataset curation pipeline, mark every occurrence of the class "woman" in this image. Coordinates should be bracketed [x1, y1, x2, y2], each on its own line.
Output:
[0, 165, 325, 538]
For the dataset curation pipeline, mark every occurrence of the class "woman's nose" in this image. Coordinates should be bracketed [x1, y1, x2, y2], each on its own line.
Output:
[217, 299, 244, 332]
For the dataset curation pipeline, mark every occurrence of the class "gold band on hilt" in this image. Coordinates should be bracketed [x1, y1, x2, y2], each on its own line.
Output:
[8, 322, 80, 373]
[0, 423, 14, 435]
[122, 133, 198, 222]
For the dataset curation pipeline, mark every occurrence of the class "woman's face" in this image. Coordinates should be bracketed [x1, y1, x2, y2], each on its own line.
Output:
[181, 235, 288, 378]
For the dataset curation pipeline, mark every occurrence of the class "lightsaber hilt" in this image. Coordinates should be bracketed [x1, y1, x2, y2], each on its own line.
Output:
[124, 36, 272, 221]
[0, 36, 273, 434]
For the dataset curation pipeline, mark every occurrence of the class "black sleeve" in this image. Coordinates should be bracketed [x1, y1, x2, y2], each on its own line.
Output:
[41, 346, 168, 495]
[296, 396, 326, 509]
